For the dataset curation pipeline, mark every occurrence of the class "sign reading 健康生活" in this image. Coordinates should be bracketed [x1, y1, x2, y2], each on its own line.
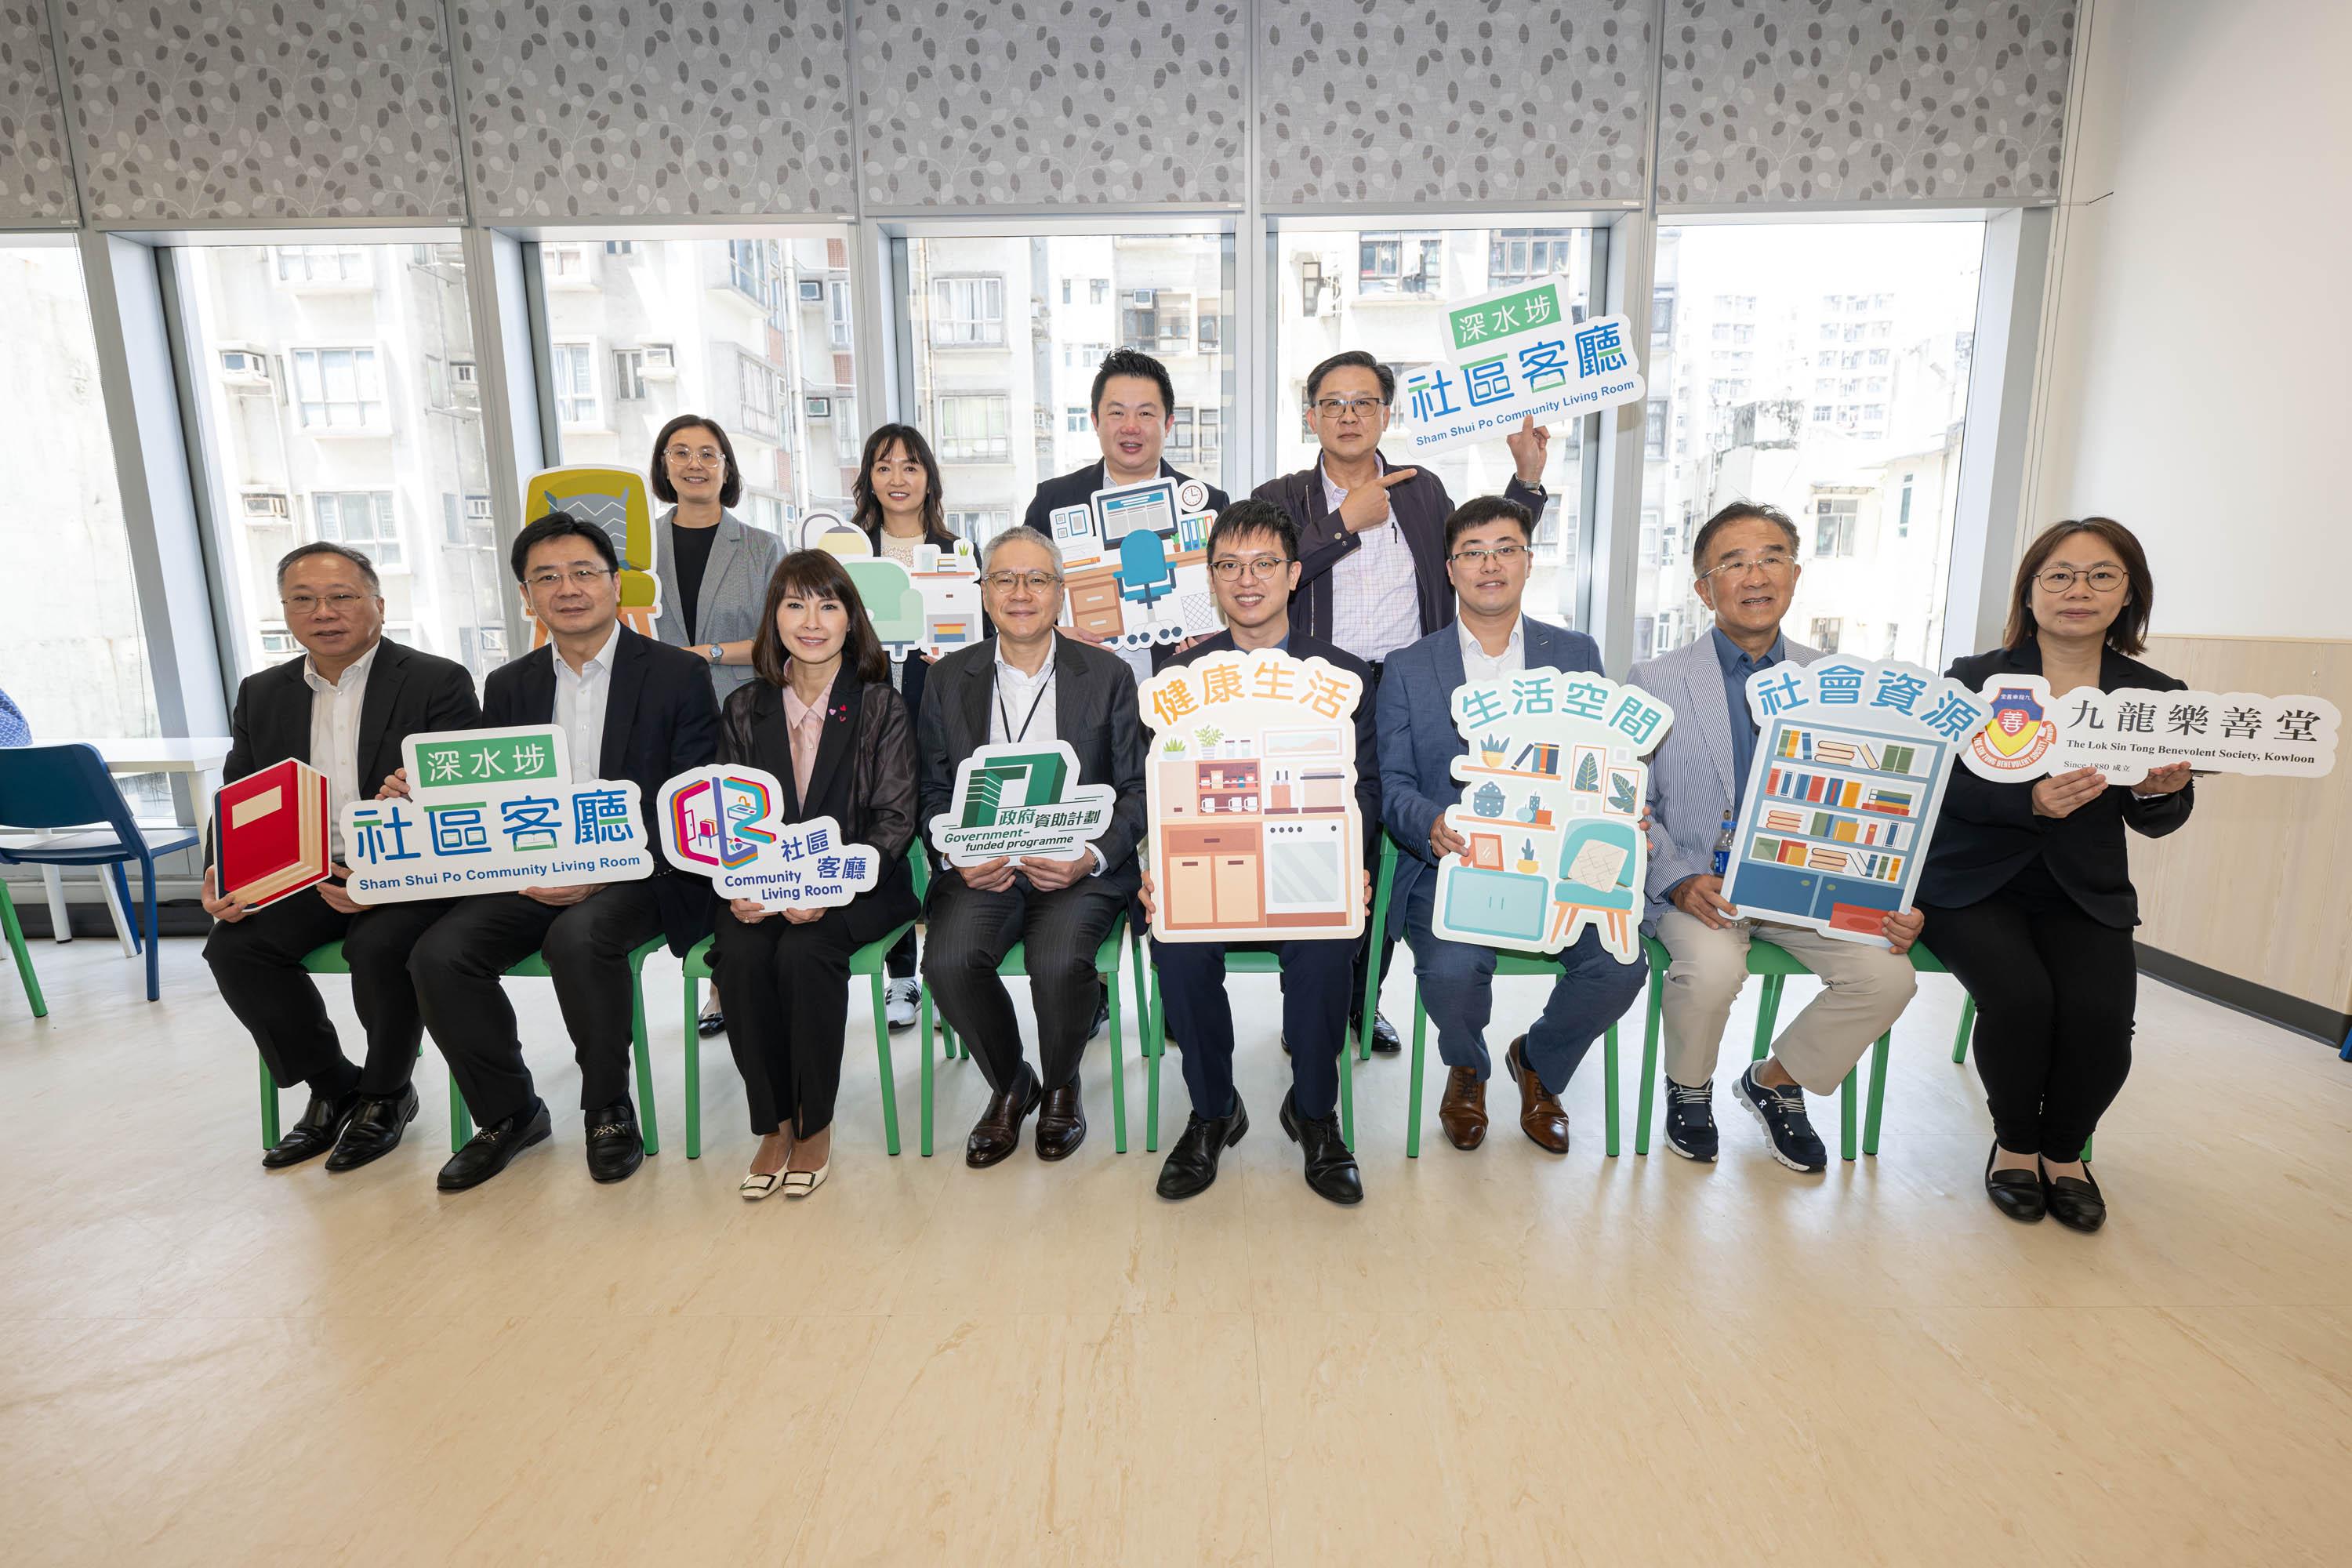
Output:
[655, 764, 885, 907]
[1430, 671, 1671, 964]
[340, 724, 654, 902]
[1395, 281, 1647, 460]
[1720, 659, 1984, 948]
[1960, 676, 2340, 786]
[927, 740, 1119, 868]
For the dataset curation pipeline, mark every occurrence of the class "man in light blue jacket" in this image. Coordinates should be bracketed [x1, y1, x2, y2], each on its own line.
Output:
[1377, 496, 1646, 1155]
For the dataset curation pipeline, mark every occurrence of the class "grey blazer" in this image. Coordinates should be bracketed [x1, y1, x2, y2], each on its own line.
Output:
[650, 506, 787, 702]
[1626, 630, 1822, 925]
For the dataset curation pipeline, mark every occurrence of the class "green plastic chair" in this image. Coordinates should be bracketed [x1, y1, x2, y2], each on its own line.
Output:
[935, 912, 1145, 1154]
[2, 879, 42, 1018]
[1142, 945, 1359, 1156]
[1356, 833, 1401, 1063]
[1941, 967, 2089, 1160]
[679, 854, 938, 1160]
[1405, 960, 1621, 1159]
[260, 935, 666, 1156]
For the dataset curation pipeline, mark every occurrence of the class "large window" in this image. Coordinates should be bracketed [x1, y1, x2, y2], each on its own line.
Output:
[179, 241, 508, 681]
[0, 243, 158, 743]
[1276, 220, 1592, 625]
[1635, 221, 1985, 663]
[905, 230, 1237, 524]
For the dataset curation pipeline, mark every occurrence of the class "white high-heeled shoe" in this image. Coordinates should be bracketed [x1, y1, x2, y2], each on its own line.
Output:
[781, 1161, 829, 1198]
[740, 1167, 787, 1200]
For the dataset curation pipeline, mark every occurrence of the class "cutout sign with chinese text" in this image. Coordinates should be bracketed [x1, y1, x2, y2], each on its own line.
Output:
[1051, 476, 1221, 651]
[927, 740, 1119, 868]
[340, 725, 654, 903]
[799, 512, 989, 662]
[1961, 676, 2339, 785]
[1431, 671, 1671, 964]
[655, 764, 884, 908]
[523, 466, 662, 635]
[1720, 659, 1981, 947]
[1138, 648, 1367, 943]
[1396, 280, 1647, 460]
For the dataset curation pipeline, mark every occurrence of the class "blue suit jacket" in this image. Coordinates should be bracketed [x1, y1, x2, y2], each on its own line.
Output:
[1375, 616, 1602, 938]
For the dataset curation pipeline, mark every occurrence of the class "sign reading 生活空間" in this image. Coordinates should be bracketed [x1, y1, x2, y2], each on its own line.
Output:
[1396, 279, 1647, 459]
[340, 725, 653, 902]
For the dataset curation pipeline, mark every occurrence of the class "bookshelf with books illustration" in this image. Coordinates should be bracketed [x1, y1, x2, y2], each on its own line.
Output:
[1730, 717, 1950, 931]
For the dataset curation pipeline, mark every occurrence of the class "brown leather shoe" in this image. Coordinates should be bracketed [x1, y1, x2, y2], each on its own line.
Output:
[1035, 1080, 1087, 1161]
[1438, 1066, 1488, 1151]
[1505, 1036, 1570, 1154]
[965, 1068, 1042, 1168]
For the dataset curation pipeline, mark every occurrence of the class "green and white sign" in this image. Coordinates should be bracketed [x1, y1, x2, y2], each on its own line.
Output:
[1401, 276, 1647, 460]
[407, 725, 568, 792]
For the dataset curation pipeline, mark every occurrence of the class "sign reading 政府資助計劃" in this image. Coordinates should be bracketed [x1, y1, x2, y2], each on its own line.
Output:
[1960, 676, 2339, 785]
[339, 724, 653, 902]
[1720, 659, 1983, 948]
[1394, 281, 1646, 460]
[1138, 648, 1367, 944]
[1430, 671, 1671, 964]
[927, 740, 1119, 868]
[655, 764, 885, 908]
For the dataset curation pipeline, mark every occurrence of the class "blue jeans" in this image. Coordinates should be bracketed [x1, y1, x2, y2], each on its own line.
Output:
[1403, 873, 1645, 1094]
[1151, 935, 1354, 1120]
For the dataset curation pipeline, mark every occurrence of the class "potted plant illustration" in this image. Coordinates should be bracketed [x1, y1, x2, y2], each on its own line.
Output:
[1515, 837, 1541, 875]
[1478, 732, 1509, 768]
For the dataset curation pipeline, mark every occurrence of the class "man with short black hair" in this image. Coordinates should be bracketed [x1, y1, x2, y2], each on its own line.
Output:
[405, 511, 720, 1192]
[202, 543, 480, 1171]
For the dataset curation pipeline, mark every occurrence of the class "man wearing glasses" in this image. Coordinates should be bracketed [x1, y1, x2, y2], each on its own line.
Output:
[201, 543, 481, 1171]
[1377, 497, 1646, 1155]
[1628, 503, 1922, 1173]
[403, 513, 720, 1191]
[916, 526, 1149, 1167]
[1254, 350, 1553, 1057]
[1142, 500, 1371, 1204]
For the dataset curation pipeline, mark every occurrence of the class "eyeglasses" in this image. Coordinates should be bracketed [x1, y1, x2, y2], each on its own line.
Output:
[983, 571, 1062, 593]
[1310, 396, 1386, 421]
[1447, 544, 1530, 568]
[663, 445, 724, 467]
[1699, 550, 1797, 583]
[1210, 557, 1290, 581]
[526, 565, 615, 590]
[281, 591, 368, 615]
[2036, 566, 2126, 594]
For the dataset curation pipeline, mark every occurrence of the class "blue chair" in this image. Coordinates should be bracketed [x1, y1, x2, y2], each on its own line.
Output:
[0, 744, 199, 1001]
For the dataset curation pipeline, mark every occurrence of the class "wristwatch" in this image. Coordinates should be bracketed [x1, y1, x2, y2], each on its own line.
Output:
[702, 644, 724, 664]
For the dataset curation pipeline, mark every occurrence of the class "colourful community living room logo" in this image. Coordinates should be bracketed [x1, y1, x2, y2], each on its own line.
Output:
[665, 769, 775, 871]
[1970, 684, 2055, 773]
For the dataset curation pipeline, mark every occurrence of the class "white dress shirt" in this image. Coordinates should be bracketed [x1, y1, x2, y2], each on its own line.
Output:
[988, 639, 1104, 875]
[1457, 614, 1527, 685]
[304, 640, 379, 860]
[554, 622, 622, 783]
[1323, 456, 1424, 666]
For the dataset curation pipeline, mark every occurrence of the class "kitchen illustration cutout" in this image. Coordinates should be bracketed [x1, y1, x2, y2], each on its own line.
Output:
[1431, 671, 1673, 963]
[1138, 648, 1367, 943]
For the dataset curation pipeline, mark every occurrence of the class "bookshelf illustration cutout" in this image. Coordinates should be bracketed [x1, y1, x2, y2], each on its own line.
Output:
[655, 764, 882, 909]
[1430, 670, 1673, 962]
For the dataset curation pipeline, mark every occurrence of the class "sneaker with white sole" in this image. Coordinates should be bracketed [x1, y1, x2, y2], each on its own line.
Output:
[885, 977, 919, 1032]
[1735, 1062, 1828, 1172]
[1662, 1079, 1719, 1162]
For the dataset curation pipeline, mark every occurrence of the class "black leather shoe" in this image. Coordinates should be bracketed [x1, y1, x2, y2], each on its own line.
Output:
[262, 1089, 360, 1169]
[1984, 1142, 2045, 1223]
[585, 1098, 645, 1183]
[1089, 995, 1110, 1040]
[696, 1008, 727, 1038]
[325, 1083, 420, 1172]
[965, 1067, 1043, 1168]
[1279, 1091, 1363, 1205]
[1344, 1012, 1403, 1055]
[1035, 1080, 1087, 1161]
[437, 1098, 552, 1192]
[1156, 1098, 1248, 1200]
[2042, 1161, 2107, 1232]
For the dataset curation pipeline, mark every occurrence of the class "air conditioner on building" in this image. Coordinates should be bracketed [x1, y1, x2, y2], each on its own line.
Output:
[241, 490, 290, 520]
[641, 343, 677, 380]
[219, 347, 271, 387]
[797, 280, 824, 303]
[1132, 289, 1155, 307]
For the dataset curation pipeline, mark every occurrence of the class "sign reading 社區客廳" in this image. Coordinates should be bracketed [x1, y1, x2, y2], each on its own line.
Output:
[1395, 279, 1647, 460]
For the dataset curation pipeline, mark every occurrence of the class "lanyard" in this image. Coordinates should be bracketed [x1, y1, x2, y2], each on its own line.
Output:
[996, 659, 1058, 744]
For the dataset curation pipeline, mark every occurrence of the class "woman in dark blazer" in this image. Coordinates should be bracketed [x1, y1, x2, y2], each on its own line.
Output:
[712, 550, 920, 1199]
[1919, 517, 2194, 1232]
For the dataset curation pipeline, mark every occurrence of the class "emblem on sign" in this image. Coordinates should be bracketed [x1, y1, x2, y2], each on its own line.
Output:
[1970, 684, 2056, 774]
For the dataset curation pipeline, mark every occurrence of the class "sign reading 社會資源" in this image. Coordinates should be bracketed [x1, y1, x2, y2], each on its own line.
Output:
[1396, 279, 1646, 460]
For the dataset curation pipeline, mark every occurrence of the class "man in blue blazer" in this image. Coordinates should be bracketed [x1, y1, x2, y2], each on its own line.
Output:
[1377, 496, 1646, 1154]
[1628, 502, 1921, 1174]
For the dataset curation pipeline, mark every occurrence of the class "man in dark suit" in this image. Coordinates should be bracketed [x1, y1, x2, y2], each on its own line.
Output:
[1377, 497, 1647, 1156]
[1253, 349, 1555, 1057]
[405, 512, 720, 1192]
[201, 543, 480, 1171]
[1145, 500, 1370, 1204]
[917, 526, 1147, 1167]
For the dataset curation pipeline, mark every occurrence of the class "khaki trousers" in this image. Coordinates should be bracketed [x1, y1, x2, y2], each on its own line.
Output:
[1654, 909, 1918, 1095]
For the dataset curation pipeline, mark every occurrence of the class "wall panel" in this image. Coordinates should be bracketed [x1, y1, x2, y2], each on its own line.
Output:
[0, 2, 77, 224]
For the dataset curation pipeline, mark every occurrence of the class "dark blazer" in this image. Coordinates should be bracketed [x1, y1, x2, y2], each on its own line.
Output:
[717, 670, 922, 945]
[1166, 630, 1380, 846]
[1375, 615, 1603, 938]
[1253, 455, 1545, 648]
[220, 637, 480, 851]
[483, 625, 722, 953]
[915, 634, 1149, 895]
[862, 514, 965, 725]
[1918, 641, 2196, 928]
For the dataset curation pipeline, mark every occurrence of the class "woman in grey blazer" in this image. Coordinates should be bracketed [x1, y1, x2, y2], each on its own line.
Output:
[648, 413, 788, 705]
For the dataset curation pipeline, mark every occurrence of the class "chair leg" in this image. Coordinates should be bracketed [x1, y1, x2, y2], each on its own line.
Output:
[681, 974, 702, 1160]
[1602, 1022, 1621, 1158]
[1405, 985, 1428, 1158]
[107, 861, 140, 954]
[1951, 995, 1976, 1063]
[1839, 1063, 1858, 1162]
[1144, 971, 1162, 1154]
[450, 1075, 470, 1152]
[919, 984, 935, 1158]
[632, 972, 660, 1156]
[259, 1058, 281, 1149]
[871, 972, 901, 1156]
[1338, 971, 1356, 1152]
[0, 883, 45, 1018]
[1106, 959, 1127, 1155]
[1862, 1030, 1892, 1156]
[134, 857, 160, 1001]
[1751, 972, 1781, 1063]
[1635, 958, 1664, 1155]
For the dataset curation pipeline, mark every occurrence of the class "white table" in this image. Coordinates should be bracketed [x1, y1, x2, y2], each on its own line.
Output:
[24, 737, 230, 950]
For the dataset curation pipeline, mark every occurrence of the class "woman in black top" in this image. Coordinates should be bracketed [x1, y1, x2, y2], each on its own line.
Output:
[712, 550, 920, 1199]
[1918, 517, 2194, 1231]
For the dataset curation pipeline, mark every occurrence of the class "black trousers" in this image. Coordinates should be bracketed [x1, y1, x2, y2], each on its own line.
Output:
[1152, 935, 1352, 1120]
[712, 906, 860, 1138]
[886, 924, 916, 980]
[410, 883, 665, 1127]
[922, 872, 1127, 1096]
[1919, 861, 2137, 1162]
[204, 887, 453, 1099]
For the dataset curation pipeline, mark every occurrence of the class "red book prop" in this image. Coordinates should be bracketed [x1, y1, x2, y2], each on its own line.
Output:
[212, 758, 332, 909]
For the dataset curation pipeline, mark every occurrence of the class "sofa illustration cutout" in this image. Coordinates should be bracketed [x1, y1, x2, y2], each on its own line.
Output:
[795, 509, 987, 662]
